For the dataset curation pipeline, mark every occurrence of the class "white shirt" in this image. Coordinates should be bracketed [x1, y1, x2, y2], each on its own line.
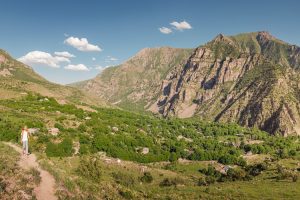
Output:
[22, 130, 28, 141]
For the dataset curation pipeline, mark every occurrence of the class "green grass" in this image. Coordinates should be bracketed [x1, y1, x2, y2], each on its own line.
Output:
[36, 152, 300, 200]
[1, 94, 300, 199]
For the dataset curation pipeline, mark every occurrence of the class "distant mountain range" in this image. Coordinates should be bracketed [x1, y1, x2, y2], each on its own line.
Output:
[72, 31, 300, 136]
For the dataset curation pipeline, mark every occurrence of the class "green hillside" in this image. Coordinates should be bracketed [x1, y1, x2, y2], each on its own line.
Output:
[0, 49, 103, 106]
[1, 93, 300, 199]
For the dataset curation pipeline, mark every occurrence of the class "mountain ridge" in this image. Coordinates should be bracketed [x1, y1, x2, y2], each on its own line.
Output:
[152, 31, 300, 135]
[73, 46, 194, 111]
[0, 49, 104, 106]
[72, 31, 300, 135]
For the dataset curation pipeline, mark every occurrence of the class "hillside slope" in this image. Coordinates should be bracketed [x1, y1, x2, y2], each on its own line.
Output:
[0, 49, 103, 105]
[73, 47, 193, 111]
[152, 32, 300, 136]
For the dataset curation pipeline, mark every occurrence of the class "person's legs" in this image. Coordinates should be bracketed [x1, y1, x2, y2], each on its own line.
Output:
[22, 141, 26, 154]
[25, 140, 28, 155]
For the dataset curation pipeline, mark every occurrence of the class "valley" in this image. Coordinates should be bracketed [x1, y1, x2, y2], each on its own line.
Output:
[1, 30, 300, 200]
[1, 93, 300, 199]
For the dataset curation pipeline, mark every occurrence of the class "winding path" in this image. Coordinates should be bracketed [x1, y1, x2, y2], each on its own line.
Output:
[4, 142, 57, 200]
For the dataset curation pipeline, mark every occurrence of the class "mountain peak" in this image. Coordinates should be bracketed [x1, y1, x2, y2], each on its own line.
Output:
[213, 33, 227, 41]
[257, 31, 275, 41]
[210, 33, 235, 46]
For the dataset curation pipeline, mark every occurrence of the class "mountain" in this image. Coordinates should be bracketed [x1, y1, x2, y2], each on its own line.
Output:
[0, 49, 102, 105]
[72, 47, 193, 111]
[152, 31, 300, 136]
[73, 31, 300, 136]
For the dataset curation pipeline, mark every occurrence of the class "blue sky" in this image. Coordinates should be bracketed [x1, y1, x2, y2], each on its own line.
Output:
[0, 0, 299, 84]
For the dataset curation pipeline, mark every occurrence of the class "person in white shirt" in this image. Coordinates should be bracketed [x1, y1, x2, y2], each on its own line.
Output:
[21, 126, 30, 155]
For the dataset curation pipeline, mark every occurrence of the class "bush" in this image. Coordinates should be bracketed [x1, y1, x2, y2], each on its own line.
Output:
[199, 165, 221, 179]
[159, 178, 173, 187]
[112, 172, 135, 187]
[205, 176, 216, 184]
[218, 155, 237, 165]
[79, 144, 89, 155]
[236, 157, 247, 167]
[276, 165, 298, 182]
[197, 177, 207, 186]
[246, 163, 268, 177]
[159, 177, 184, 187]
[226, 168, 247, 181]
[119, 190, 134, 199]
[292, 174, 298, 182]
[54, 123, 64, 131]
[140, 172, 153, 183]
[45, 138, 73, 157]
[78, 124, 87, 132]
[169, 152, 178, 162]
[77, 157, 102, 182]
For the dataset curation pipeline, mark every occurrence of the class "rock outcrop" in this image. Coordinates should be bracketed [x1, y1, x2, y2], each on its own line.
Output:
[75, 47, 193, 110]
[152, 32, 300, 136]
[72, 31, 300, 136]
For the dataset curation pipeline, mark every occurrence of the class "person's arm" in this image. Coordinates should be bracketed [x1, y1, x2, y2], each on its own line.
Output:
[21, 132, 23, 143]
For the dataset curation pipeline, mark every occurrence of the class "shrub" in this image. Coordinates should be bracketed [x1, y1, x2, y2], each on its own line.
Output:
[119, 190, 134, 199]
[54, 123, 64, 131]
[218, 154, 237, 165]
[276, 165, 298, 182]
[112, 172, 135, 187]
[77, 157, 102, 182]
[292, 174, 298, 182]
[169, 152, 178, 162]
[197, 177, 207, 186]
[236, 157, 247, 167]
[246, 163, 268, 177]
[78, 124, 87, 132]
[45, 138, 73, 157]
[199, 165, 221, 179]
[140, 172, 153, 183]
[79, 144, 89, 155]
[159, 177, 184, 187]
[159, 178, 173, 187]
[226, 168, 247, 181]
[205, 176, 216, 184]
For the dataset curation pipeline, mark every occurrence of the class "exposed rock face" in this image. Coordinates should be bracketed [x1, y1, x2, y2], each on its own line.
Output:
[0, 68, 12, 77]
[152, 32, 300, 136]
[76, 47, 193, 110]
[72, 31, 300, 136]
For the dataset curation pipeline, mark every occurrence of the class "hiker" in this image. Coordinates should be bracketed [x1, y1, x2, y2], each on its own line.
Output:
[21, 126, 30, 155]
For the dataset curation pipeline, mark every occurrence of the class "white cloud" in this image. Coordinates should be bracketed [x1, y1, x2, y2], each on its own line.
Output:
[65, 64, 89, 71]
[159, 27, 172, 34]
[54, 51, 75, 58]
[64, 33, 69, 37]
[170, 21, 192, 31]
[92, 57, 96, 61]
[64, 36, 102, 52]
[105, 56, 118, 62]
[18, 51, 70, 68]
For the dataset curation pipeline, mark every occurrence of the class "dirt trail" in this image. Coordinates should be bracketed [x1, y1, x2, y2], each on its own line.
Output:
[4, 142, 57, 200]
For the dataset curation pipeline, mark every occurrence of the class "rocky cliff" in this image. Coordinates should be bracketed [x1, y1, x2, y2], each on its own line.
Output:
[77, 47, 193, 111]
[152, 32, 300, 136]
